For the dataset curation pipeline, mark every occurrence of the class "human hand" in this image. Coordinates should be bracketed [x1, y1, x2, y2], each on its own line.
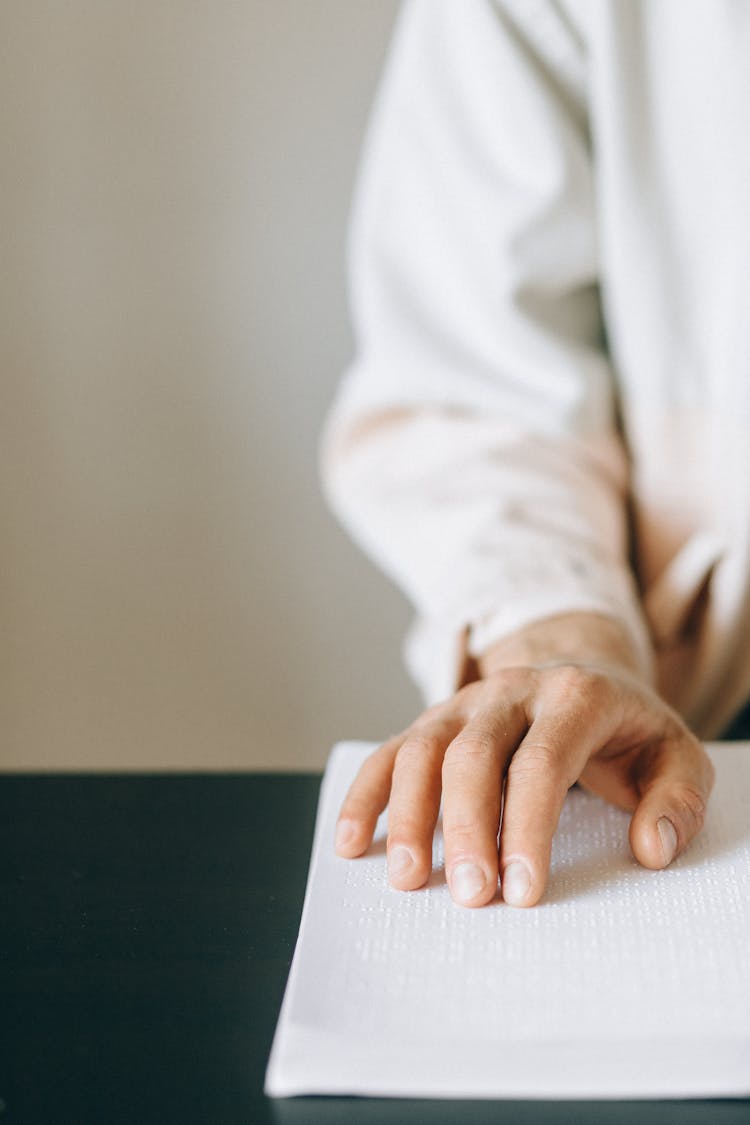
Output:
[334, 619, 714, 909]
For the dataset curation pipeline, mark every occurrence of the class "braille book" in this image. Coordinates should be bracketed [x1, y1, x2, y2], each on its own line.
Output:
[265, 741, 750, 1099]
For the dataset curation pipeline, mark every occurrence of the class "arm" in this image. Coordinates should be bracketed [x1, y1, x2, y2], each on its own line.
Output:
[325, 1, 714, 905]
[322, 0, 653, 692]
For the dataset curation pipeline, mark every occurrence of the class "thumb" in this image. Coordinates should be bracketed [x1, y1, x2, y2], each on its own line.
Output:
[628, 735, 715, 869]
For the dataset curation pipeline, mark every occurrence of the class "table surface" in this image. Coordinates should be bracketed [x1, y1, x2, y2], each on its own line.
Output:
[1, 773, 748, 1125]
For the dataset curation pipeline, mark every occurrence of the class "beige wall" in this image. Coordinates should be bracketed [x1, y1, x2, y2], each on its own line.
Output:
[0, 1, 420, 770]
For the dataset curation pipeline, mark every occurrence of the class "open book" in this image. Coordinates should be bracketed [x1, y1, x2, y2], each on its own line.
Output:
[265, 741, 750, 1099]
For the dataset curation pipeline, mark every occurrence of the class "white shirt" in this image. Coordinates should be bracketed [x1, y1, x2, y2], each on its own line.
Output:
[321, 0, 750, 738]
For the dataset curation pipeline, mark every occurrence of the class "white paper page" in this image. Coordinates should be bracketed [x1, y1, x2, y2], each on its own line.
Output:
[265, 742, 750, 1100]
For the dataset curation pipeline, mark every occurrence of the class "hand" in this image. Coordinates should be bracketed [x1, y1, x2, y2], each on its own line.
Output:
[334, 616, 715, 908]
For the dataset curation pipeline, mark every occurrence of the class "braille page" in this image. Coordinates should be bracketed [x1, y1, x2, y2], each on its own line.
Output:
[265, 742, 750, 1099]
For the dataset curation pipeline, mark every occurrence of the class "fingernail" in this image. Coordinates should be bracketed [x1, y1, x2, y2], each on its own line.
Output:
[451, 862, 486, 904]
[502, 860, 531, 906]
[388, 845, 414, 879]
[335, 819, 356, 850]
[657, 817, 678, 865]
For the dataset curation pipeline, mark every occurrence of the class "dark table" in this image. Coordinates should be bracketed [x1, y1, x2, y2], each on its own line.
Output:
[1, 773, 748, 1125]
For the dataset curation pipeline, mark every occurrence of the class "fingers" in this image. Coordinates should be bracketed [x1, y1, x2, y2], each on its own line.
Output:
[386, 715, 463, 890]
[334, 666, 716, 911]
[335, 736, 402, 857]
[498, 717, 596, 908]
[628, 733, 715, 869]
[496, 667, 615, 907]
[335, 697, 522, 906]
[441, 707, 526, 907]
[335, 716, 464, 890]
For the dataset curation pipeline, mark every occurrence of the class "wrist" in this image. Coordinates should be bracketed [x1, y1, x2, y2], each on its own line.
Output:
[475, 612, 652, 684]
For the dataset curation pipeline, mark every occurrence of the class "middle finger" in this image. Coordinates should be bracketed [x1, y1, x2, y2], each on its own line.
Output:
[387, 714, 463, 890]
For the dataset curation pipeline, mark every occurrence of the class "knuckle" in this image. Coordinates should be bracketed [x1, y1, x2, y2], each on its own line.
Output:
[545, 664, 605, 708]
[671, 783, 709, 834]
[481, 665, 525, 691]
[397, 730, 441, 763]
[442, 730, 496, 773]
[507, 741, 565, 786]
[418, 701, 447, 725]
[442, 816, 483, 846]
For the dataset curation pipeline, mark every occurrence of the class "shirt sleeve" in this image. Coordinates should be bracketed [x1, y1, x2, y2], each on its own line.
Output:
[320, 0, 654, 703]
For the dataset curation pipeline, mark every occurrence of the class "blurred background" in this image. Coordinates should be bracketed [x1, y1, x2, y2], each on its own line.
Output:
[0, 0, 420, 770]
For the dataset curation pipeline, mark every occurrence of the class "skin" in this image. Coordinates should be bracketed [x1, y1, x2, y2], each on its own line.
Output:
[334, 612, 715, 908]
